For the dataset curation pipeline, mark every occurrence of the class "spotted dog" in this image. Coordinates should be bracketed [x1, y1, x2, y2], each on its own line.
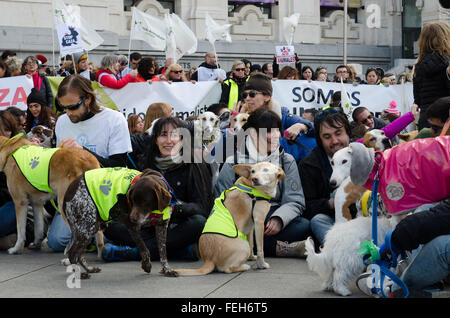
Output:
[62, 167, 178, 279]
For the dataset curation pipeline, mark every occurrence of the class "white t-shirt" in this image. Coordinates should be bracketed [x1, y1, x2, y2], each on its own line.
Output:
[55, 107, 132, 159]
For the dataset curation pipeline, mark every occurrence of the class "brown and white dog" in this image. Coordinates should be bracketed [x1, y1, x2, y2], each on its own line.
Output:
[176, 162, 285, 275]
[232, 113, 249, 132]
[62, 168, 178, 279]
[331, 129, 392, 222]
[0, 135, 100, 255]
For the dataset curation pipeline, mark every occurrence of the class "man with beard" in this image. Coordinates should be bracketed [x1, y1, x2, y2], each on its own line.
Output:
[297, 108, 353, 246]
[46, 74, 132, 252]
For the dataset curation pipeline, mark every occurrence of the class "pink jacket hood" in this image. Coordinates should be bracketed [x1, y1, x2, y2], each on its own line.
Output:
[363, 136, 450, 214]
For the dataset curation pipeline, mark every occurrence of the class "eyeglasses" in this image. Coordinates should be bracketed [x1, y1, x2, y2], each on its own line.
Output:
[171, 70, 183, 74]
[120, 61, 128, 66]
[56, 96, 86, 111]
[361, 114, 374, 125]
[242, 91, 262, 99]
[234, 68, 245, 72]
[316, 107, 341, 121]
[336, 70, 348, 74]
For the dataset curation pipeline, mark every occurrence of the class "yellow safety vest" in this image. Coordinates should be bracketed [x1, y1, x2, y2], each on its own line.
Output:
[11, 145, 59, 193]
[202, 184, 271, 241]
[223, 77, 250, 110]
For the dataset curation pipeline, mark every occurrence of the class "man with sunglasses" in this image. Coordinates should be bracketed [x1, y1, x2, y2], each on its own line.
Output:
[220, 60, 249, 110]
[47, 74, 132, 252]
[352, 106, 387, 130]
[297, 108, 355, 246]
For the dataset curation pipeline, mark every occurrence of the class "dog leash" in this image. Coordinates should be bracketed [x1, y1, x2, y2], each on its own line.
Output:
[282, 132, 312, 153]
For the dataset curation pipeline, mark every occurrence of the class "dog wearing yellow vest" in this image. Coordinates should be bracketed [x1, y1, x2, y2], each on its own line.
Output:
[176, 162, 285, 275]
[0, 135, 100, 255]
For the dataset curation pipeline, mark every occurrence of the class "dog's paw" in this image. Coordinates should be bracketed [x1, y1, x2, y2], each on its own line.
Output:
[335, 286, 352, 297]
[80, 272, 91, 279]
[248, 254, 257, 261]
[256, 259, 270, 270]
[61, 258, 71, 266]
[160, 267, 179, 277]
[7, 246, 23, 255]
[141, 260, 152, 273]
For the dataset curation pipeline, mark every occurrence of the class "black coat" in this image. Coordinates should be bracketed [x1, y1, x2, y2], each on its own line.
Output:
[413, 52, 450, 129]
[391, 199, 450, 251]
[36, 74, 53, 108]
[297, 146, 356, 220]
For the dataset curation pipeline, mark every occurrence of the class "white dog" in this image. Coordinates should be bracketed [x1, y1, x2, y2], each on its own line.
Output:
[330, 130, 391, 222]
[305, 216, 399, 296]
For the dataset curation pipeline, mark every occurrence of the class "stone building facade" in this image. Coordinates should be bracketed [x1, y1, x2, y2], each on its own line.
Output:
[0, 0, 448, 77]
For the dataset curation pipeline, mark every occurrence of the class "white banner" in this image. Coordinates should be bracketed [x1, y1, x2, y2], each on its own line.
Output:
[103, 80, 414, 120]
[0, 76, 34, 111]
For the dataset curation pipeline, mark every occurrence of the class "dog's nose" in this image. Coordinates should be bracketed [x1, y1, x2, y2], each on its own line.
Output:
[252, 177, 260, 185]
[330, 180, 337, 187]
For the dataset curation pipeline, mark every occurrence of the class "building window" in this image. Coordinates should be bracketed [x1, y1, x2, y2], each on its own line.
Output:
[402, 0, 421, 58]
[124, 0, 175, 13]
[228, 1, 276, 19]
[320, 0, 360, 23]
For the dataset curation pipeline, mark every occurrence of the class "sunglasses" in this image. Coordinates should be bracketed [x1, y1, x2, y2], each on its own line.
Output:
[430, 124, 443, 132]
[316, 107, 341, 121]
[120, 61, 128, 66]
[361, 114, 374, 125]
[171, 70, 183, 74]
[242, 91, 261, 99]
[234, 68, 245, 72]
[56, 96, 86, 111]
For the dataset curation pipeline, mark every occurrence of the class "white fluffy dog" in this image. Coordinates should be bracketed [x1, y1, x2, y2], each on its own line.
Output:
[305, 216, 398, 296]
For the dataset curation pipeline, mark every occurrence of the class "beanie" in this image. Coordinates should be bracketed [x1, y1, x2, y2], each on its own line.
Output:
[27, 88, 47, 106]
[244, 73, 273, 96]
[73, 51, 87, 65]
[385, 100, 400, 115]
[35, 54, 48, 66]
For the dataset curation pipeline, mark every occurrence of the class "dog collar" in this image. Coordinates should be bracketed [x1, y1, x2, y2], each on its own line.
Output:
[130, 173, 142, 186]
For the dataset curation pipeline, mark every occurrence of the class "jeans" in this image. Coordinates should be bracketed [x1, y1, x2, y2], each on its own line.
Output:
[263, 207, 311, 256]
[310, 213, 334, 246]
[0, 201, 16, 237]
[47, 212, 71, 252]
[103, 214, 207, 261]
[399, 235, 450, 290]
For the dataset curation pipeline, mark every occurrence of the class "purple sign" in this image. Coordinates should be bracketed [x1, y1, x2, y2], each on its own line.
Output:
[320, 0, 361, 8]
[230, 0, 275, 4]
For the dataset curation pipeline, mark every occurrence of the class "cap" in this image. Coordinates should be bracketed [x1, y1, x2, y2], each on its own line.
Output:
[35, 54, 48, 66]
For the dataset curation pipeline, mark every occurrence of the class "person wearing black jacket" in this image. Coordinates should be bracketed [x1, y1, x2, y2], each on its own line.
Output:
[102, 117, 214, 262]
[297, 108, 356, 246]
[413, 22, 450, 130]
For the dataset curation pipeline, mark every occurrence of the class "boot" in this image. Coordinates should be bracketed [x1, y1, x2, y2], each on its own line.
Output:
[0, 233, 17, 250]
[276, 240, 306, 258]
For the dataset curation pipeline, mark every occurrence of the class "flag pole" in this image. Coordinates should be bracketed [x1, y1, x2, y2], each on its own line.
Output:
[128, 7, 135, 65]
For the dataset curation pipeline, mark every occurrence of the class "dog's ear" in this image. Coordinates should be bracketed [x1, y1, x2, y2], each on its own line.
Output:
[233, 164, 252, 179]
[43, 128, 53, 137]
[349, 142, 375, 186]
[277, 167, 286, 180]
[152, 179, 172, 212]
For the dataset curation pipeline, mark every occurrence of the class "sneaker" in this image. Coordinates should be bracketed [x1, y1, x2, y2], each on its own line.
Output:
[101, 243, 141, 262]
[356, 267, 394, 298]
[356, 272, 378, 297]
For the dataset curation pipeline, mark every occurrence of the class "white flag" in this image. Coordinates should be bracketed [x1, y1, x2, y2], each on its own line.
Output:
[340, 77, 353, 119]
[164, 13, 177, 62]
[168, 13, 197, 62]
[130, 7, 167, 51]
[205, 13, 232, 45]
[282, 13, 300, 46]
[52, 0, 104, 52]
[56, 23, 84, 56]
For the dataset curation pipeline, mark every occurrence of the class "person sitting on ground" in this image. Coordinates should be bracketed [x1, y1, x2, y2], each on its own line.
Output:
[415, 96, 450, 139]
[102, 116, 214, 262]
[215, 108, 311, 258]
[95, 54, 137, 89]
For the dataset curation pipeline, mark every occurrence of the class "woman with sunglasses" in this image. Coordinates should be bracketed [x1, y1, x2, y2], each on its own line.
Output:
[95, 54, 137, 89]
[22, 56, 53, 108]
[165, 64, 193, 83]
[220, 60, 248, 110]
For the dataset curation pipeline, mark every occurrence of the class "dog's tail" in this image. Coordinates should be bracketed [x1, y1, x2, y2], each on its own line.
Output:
[175, 260, 215, 276]
[304, 236, 332, 281]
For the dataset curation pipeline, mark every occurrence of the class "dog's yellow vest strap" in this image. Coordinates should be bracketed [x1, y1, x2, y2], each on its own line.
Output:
[150, 206, 171, 221]
[11, 145, 59, 193]
[84, 167, 141, 222]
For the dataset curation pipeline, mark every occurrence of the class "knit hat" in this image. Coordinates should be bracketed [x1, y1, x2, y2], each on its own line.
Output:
[73, 51, 87, 65]
[27, 88, 47, 106]
[244, 73, 273, 96]
[385, 100, 400, 115]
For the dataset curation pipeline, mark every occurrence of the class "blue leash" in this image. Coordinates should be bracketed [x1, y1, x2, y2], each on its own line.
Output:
[360, 173, 409, 298]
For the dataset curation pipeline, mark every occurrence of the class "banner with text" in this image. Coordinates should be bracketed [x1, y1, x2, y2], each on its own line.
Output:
[1, 77, 414, 120]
